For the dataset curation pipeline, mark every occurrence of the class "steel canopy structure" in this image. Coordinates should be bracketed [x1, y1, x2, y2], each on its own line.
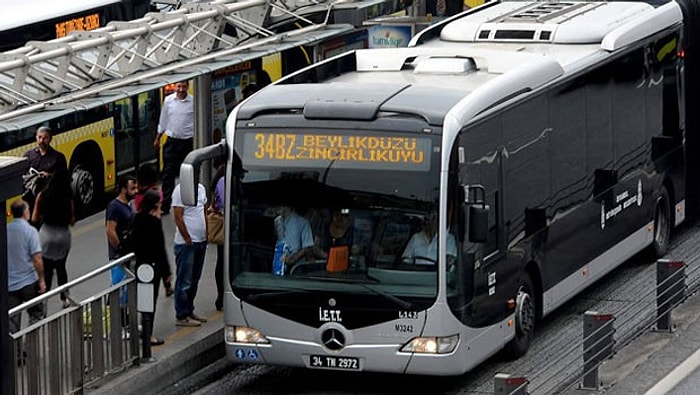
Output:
[0, 0, 354, 122]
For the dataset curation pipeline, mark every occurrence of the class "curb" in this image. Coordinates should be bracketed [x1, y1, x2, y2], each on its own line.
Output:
[85, 315, 224, 394]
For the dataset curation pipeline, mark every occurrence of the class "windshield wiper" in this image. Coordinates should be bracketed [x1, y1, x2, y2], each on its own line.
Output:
[292, 273, 411, 309]
[247, 289, 310, 301]
[295, 272, 381, 284]
[358, 283, 413, 310]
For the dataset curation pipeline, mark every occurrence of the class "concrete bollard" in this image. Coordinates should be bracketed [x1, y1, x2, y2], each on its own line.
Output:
[494, 373, 528, 395]
[655, 259, 686, 332]
[580, 311, 615, 390]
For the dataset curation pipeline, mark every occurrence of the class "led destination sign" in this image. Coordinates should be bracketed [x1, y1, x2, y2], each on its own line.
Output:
[243, 132, 431, 171]
[55, 13, 101, 38]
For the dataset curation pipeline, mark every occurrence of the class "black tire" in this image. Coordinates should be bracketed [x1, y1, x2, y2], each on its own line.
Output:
[71, 163, 100, 217]
[651, 187, 672, 258]
[504, 274, 536, 359]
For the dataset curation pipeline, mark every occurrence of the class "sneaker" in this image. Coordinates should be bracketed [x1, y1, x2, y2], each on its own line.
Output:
[176, 317, 201, 327]
[141, 356, 158, 364]
[62, 300, 71, 309]
[189, 313, 207, 323]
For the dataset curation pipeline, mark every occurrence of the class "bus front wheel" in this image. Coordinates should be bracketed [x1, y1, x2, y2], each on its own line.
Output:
[504, 274, 536, 359]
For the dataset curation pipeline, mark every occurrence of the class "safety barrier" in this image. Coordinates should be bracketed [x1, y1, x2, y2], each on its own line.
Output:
[494, 373, 528, 395]
[9, 254, 138, 395]
[494, 258, 688, 394]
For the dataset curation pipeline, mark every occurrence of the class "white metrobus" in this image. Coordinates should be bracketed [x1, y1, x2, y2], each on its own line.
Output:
[181, 0, 700, 375]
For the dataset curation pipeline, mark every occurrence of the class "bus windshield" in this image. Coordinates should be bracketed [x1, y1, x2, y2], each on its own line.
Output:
[230, 128, 445, 309]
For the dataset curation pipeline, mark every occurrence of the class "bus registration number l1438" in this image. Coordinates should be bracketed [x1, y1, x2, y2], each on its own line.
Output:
[310, 355, 360, 370]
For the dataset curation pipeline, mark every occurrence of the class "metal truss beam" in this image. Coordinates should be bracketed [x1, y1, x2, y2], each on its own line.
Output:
[0, 0, 335, 115]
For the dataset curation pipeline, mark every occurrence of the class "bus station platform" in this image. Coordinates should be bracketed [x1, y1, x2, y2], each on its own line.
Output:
[84, 308, 225, 394]
[60, 210, 228, 394]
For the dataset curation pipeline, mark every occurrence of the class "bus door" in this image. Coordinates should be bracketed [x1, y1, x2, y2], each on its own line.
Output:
[113, 91, 160, 174]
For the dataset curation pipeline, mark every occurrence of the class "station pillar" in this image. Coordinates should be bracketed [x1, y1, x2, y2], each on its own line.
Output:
[0, 156, 29, 395]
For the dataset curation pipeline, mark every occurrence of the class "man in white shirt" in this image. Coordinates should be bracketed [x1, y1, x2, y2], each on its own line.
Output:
[402, 212, 457, 265]
[172, 182, 208, 327]
[154, 80, 194, 214]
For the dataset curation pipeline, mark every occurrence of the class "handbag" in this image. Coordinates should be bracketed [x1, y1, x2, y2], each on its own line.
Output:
[118, 228, 134, 255]
[206, 208, 224, 245]
[326, 245, 349, 272]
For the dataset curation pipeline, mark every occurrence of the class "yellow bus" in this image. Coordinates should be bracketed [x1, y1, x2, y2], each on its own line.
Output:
[1, 90, 160, 216]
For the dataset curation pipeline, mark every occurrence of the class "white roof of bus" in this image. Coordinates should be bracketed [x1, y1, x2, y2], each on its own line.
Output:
[329, 1, 681, 91]
[0, 0, 121, 31]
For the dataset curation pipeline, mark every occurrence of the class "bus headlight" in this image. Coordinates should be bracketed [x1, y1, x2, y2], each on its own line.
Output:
[400, 334, 459, 354]
[225, 325, 270, 344]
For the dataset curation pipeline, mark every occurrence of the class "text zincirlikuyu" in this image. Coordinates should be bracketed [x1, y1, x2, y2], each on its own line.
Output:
[251, 133, 426, 164]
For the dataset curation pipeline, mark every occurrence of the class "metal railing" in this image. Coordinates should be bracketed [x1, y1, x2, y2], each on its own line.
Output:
[494, 249, 700, 394]
[9, 254, 138, 395]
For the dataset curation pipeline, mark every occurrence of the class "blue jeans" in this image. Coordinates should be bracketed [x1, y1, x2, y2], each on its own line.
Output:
[174, 241, 207, 320]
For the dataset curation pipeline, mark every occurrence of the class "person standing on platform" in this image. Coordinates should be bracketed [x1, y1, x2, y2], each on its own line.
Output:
[134, 163, 162, 212]
[210, 165, 225, 311]
[172, 181, 208, 327]
[31, 171, 75, 309]
[105, 174, 137, 336]
[106, 175, 137, 261]
[22, 126, 68, 216]
[134, 163, 173, 296]
[7, 200, 45, 334]
[132, 190, 171, 361]
[154, 80, 194, 215]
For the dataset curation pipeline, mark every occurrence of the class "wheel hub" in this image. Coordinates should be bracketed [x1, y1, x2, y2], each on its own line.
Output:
[71, 167, 94, 206]
[515, 289, 534, 335]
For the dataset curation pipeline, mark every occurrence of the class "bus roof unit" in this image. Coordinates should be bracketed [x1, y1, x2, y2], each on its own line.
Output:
[439, 1, 657, 44]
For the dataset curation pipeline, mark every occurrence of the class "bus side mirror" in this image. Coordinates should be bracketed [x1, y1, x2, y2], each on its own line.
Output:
[180, 141, 227, 206]
[468, 204, 489, 243]
[180, 163, 197, 206]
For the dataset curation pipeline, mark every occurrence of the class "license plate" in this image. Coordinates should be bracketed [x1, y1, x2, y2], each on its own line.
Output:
[309, 354, 360, 370]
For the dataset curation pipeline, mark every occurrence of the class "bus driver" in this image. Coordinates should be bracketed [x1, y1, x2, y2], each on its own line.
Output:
[402, 211, 457, 265]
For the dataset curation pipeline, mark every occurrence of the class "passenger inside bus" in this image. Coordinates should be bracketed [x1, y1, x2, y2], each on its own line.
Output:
[313, 208, 359, 272]
[273, 205, 314, 267]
